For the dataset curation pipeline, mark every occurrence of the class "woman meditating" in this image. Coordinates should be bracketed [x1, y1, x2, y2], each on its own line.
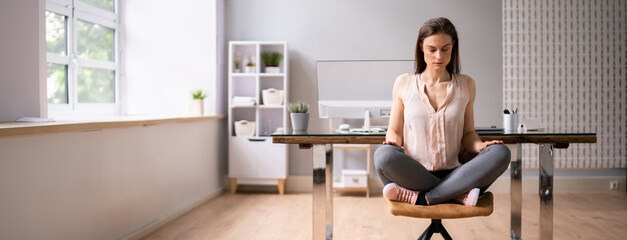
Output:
[375, 17, 511, 206]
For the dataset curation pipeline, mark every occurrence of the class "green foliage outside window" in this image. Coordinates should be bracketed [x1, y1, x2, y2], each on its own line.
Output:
[78, 67, 115, 103]
[78, 20, 114, 61]
[46, 11, 66, 55]
[47, 63, 68, 104]
[79, 0, 114, 12]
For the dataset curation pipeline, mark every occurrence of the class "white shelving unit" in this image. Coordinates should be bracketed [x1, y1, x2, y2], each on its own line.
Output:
[228, 41, 288, 194]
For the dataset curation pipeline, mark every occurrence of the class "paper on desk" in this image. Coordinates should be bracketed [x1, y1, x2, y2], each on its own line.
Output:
[16, 117, 55, 122]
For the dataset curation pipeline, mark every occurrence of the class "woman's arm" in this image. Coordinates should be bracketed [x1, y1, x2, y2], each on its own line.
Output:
[384, 74, 407, 148]
[461, 76, 503, 153]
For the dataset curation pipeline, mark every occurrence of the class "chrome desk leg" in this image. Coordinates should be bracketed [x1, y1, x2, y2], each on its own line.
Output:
[509, 144, 522, 240]
[539, 144, 554, 240]
[313, 144, 333, 240]
[325, 144, 333, 239]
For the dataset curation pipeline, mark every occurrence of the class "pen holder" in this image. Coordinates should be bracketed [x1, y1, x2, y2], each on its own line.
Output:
[503, 113, 518, 133]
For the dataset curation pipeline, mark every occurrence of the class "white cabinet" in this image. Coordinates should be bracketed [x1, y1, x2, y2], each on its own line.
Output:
[228, 41, 288, 194]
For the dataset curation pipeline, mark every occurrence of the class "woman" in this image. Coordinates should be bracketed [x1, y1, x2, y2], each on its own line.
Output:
[374, 17, 510, 206]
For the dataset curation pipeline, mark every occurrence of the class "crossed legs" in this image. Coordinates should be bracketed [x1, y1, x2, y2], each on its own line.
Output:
[375, 144, 510, 205]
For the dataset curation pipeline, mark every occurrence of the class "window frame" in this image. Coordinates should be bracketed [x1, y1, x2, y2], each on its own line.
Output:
[46, 0, 120, 118]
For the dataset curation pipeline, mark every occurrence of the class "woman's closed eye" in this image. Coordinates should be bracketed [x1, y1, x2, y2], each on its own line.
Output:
[428, 48, 449, 53]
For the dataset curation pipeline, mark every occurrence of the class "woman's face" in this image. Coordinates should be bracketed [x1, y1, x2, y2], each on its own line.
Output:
[420, 33, 454, 70]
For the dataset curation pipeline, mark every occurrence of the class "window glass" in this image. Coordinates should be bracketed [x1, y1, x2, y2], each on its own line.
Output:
[45, 11, 67, 55]
[47, 63, 69, 104]
[77, 20, 114, 61]
[78, 0, 114, 12]
[77, 67, 115, 103]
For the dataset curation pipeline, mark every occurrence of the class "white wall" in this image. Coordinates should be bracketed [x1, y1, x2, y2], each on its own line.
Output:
[121, 0, 218, 116]
[225, 0, 503, 175]
[0, 119, 227, 240]
[0, 0, 46, 122]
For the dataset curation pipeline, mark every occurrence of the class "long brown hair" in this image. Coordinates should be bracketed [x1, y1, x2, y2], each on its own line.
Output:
[414, 17, 460, 74]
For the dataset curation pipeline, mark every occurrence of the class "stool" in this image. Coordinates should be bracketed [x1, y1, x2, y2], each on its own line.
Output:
[384, 192, 494, 240]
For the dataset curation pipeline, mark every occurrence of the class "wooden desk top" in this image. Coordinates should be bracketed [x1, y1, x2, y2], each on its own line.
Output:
[272, 131, 597, 146]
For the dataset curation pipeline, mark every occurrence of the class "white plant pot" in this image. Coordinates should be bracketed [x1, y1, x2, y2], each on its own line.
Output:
[265, 67, 280, 73]
[291, 113, 309, 132]
[245, 66, 256, 73]
[189, 99, 204, 116]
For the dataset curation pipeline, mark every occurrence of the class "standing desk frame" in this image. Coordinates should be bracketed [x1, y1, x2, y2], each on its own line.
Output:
[272, 131, 596, 240]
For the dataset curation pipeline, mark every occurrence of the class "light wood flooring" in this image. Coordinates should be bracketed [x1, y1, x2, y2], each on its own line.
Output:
[143, 191, 627, 240]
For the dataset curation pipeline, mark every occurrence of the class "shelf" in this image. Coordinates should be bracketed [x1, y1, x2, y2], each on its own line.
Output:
[230, 105, 284, 109]
[258, 105, 284, 109]
[229, 41, 288, 189]
[231, 105, 256, 109]
[232, 73, 257, 77]
[259, 73, 285, 77]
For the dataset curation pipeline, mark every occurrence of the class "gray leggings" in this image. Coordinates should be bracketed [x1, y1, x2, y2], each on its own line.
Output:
[374, 144, 511, 204]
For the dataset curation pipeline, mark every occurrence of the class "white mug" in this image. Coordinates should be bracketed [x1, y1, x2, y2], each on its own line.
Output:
[503, 113, 518, 133]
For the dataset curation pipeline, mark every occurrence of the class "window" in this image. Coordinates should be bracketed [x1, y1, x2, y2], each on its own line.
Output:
[46, 0, 119, 117]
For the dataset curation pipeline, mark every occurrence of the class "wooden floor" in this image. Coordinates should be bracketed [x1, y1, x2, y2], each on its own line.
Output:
[143, 191, 627, 240]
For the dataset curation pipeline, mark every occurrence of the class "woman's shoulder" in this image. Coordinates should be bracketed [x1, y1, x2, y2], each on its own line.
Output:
[394, 73, 414, 87]
[454, 73, 472, 80]
[392, 73, 414, 97]
[454, 73, 476, 97]
[394, 73, 414, 86]
[454, 73, 476, 86]
[396, 73, 413, 81]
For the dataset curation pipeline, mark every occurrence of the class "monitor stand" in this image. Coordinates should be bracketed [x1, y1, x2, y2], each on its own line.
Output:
[350, 109, 385, 133]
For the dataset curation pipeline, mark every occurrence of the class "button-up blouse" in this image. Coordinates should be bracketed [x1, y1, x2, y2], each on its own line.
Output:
[401, 73, 470, 171]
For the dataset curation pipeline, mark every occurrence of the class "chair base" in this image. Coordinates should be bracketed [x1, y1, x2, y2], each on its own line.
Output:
[418, 219, 452, 240]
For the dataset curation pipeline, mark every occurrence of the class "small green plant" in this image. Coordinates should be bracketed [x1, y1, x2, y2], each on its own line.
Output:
[261, 52, 283, 67]
[234, 52, 241, 68]
[288, 101, 309, 113]
[246, 60, 255, 67]
[192, 89, 207, 100]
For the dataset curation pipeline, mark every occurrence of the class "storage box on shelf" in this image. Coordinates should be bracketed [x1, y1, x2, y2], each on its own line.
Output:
[329, 119, 372, 197]
[228, 41, 289, 195]
[337, 169, 368, 188]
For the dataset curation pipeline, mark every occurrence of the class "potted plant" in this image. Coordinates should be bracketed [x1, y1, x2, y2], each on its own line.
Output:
[288, 101, 309, 132]
[245, 56, 256, 73]
[261, 52, 283, 73]
[233, 52, 241, 73]
[189, 89, 207, 116]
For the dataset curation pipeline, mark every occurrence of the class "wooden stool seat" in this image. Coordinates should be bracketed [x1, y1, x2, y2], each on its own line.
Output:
[384, 192, 494, 219]
[384, 192, 494, 240]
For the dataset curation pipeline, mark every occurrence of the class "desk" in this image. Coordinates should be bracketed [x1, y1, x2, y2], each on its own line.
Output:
[272, 131, 596, 240]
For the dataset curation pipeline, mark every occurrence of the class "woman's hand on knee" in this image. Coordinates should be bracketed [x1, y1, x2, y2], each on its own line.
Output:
[476, 140, 504, 152]
[382, 141, 404, 150]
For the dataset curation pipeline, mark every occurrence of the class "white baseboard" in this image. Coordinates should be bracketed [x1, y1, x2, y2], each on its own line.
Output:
[123, 187, 225, 240]
[284, 172, 626, 194]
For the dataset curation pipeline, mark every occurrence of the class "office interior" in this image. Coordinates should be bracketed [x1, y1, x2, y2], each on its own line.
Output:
[0, 0, 625, 239]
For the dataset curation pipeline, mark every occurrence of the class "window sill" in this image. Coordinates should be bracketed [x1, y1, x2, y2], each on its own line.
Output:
[0, 114, 226, 138]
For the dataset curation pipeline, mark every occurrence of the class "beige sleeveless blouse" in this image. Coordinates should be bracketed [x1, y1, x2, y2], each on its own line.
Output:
[401, 73, 470, 171]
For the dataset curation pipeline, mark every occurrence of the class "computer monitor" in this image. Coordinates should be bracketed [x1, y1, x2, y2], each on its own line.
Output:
[316, 60, 414, 131]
